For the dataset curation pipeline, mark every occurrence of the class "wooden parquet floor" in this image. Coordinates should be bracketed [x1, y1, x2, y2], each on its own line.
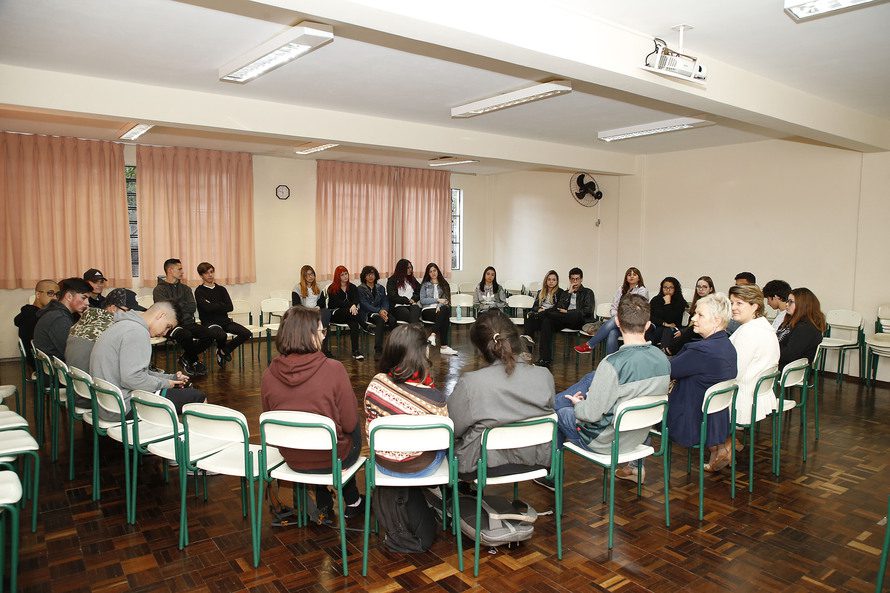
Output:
[2, 328, 888, 593]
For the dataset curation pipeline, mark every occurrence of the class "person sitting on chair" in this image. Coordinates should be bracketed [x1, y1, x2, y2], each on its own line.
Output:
[15, 279, 59, 371]
[358, 265, 395, 355]
[538, 267, 595, 367]
[153, 258, 213, 376]
[33, 277, 91, 361]
[194, 262, 253, 368]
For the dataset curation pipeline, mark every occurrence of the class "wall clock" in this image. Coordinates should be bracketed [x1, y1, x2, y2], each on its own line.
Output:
[276, 184, 290, 200]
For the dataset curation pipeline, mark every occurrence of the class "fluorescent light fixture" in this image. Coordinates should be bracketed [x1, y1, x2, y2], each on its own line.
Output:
[220, 21, 333, 83]
[428, 157, 479, 167]
[784, 0, 889, 20]
[119, 123, 153, 141]
[597, 117, 714, 142]
[294, 142, 339, 155]
[451, 81, 572, 118]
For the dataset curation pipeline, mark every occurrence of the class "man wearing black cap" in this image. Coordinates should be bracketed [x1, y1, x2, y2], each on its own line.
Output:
[66, 288, 146, 380]
[83, 268, 108, 308]
[33, 277, 92, 361]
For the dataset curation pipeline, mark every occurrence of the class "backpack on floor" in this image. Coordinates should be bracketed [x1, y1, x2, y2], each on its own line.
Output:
[425, 489, 537, 548]
[372, 486, 438, 553]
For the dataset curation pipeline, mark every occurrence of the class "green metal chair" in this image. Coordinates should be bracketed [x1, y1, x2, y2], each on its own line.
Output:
[565, 396, 669, 546]
[362, 415, 463, 576]
[819, 309, 865, 385]
[474, 414, 561, 576]
[734, 367, 780, 493]
[877, 494, 890, 593]
[181, 403, 262, 563]
[0, 430, 39, 533]
[130, 391, 180, 527]
[0, 471, 23, 593]
[773, 358, 811, 475]
[16, 338, 35, 415]
[68, 367, 102, 501]
[32, 347, 56, 446]
[257, 411, 365, 575]
[676, 380, 738, 521]
[51, 357, 90, 480]
[88, 378, 136, 519]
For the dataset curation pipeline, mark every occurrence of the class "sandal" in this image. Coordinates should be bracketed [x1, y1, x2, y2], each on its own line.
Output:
[704, 451, 731, 473]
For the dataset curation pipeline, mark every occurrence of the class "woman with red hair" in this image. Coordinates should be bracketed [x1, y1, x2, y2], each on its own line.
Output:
[327, 265, 364, 360]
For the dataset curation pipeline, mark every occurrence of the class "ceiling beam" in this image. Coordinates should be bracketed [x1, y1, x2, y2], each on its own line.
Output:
[255, 0, 890, 152]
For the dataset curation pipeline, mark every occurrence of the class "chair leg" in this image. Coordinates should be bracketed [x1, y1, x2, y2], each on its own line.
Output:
[748, 427, 755, 494]
[774, 406, 783, 477]
[2, 503, 20, 593]
[247, 477, 258, 568]
[555, 453, 563, 560]
[362, 478, 373, 576]
[878, 497, 890, 593]
[336, 485, 349, 576]
[26, 452, 39, 533]
[802, 385, 809, 462]
[663, 445, 671, 528]
[607, 465, 616, 549]
[698, 443, 705, 521]
[474, 486, 483, 577]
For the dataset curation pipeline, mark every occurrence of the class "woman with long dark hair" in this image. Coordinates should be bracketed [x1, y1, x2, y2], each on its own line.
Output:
[419, 262, 457, 355]
[648, 277, 688, 347]
[364, 324, 449, 477]
[473, 266, 507, 312]
[261, 306, 363, 522]
[664, 275, 715, 355]
[386, 259, 421, 324]
[777, 287, 826, 370]
[448, 310, 554, 475]
[327, 265, 364, 360]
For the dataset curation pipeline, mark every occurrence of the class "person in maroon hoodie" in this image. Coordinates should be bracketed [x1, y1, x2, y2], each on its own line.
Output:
[261, 306, 364, 522]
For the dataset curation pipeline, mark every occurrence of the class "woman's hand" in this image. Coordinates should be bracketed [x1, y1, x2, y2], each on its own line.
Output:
[438, 298, 448, 304]
[349, 304, 358, 315]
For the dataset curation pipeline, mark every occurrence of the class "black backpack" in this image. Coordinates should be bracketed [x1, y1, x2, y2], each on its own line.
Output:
[372, 486, 438, 553]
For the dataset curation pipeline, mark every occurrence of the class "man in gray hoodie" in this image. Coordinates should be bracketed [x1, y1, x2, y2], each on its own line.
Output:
[90, 301, 206, 421]
[153, 258, 213, 376]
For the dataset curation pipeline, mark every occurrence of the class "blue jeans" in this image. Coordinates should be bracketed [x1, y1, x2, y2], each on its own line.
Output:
[376, 450, 446, 478]
[585, 317, 620, 355]
[553, 371, 595, 447]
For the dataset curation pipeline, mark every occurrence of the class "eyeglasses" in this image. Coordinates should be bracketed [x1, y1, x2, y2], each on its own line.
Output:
[39, 290, 58, 297]
[569, 276, 582, 281]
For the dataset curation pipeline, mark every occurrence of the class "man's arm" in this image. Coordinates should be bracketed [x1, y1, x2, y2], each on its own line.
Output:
[574, 362, 619, 423]
[118, 335, 173, 392]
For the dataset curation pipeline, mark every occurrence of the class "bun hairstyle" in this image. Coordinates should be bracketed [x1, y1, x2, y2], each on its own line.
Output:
[470, 309, 528, 375]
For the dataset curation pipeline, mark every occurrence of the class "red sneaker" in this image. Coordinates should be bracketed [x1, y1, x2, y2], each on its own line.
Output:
[574, 343, 592, 354]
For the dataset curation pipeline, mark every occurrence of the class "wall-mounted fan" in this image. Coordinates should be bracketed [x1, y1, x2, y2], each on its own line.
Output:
[569, 172, 603, 207]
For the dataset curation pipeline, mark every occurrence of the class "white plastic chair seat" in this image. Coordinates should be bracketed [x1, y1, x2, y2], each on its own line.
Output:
[774, 399, 798, 413]
[563, 442, 656, 466]
[196, 443, 279, 478]
[477, 467, 548, 486]
[0, 405, 7, 411]
[150, 337, 167, 346]
[186, 436, 240, 463]
[0, 411, 28, 430]
[373, 460, 451, 487]
[0, 429, 39, 455]
[866, 334, 890, 348]
[0, 455, 14, 463]
[0, 385, 16, 401]
[241, 325, 265, 336]
[81, 411, 120, 431]
[269, 455, 366, 486]
[108, 421, 172, 445]
[74, 406, 91, 416]
[105, 419, 137, 442]
[821, 336, 858, 348]
[449, 317, 475, 325]
[265, 323, 280, 333]
[56, 387, 67, 403]
[0, 471, 23, 505]
[561, 328, 579, 334]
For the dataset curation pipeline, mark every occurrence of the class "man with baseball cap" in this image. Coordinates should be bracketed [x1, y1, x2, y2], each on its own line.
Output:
[83, 268, 108, 308]
[66, 288, 147, 380]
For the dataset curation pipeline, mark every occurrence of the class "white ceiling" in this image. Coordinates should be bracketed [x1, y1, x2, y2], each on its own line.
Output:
[0, 0, 887, 174]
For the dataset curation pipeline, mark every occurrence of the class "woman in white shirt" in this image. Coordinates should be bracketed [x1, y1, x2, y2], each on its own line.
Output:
[728, 284, 780, 431]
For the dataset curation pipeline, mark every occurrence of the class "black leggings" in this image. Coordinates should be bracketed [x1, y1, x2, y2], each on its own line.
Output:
[205, 320, 252, 354]
[169, 323, 219, 362]
[391, 304, 421, 324]
[367, 312, 396, 350]
[328, 308, 360, 352]
[421, 305, 451, 345]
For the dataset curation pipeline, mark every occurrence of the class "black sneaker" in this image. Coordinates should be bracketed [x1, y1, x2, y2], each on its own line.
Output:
[343, 496, 365, 519]
[315, 505, 335, 526]
[216, 349, 227, 368]
[180, 357, 198, 376]
[352, 351, 365, 361]
[533, 477, 556, 492]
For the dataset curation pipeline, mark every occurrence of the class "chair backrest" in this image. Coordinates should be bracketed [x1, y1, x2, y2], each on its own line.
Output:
[260, 297, 290, 316]
[368, 415, 454, 453]
[596, 301, 613, 319]
[502, 280, 524, 295]
[51, 356, 72, 396]
[17, 337, 27, 360]
[458, 282, 476, 294]
[526, 281, 541, 294]
[506, 294, 534, 309]
[231, 299, 253, 323]
[136, 294, 154, 310]
[753, 366, 780, 399]
[34, 347, 54, 378]
[270, 289, 290, 300]
[260, 410, 337, 451]
[451, 293, 474, 308]
[132, 390, 180, 434]
[182, 402, 249, 444]
[613, 394, 669, 431]
[781, 358, 809, 388]
[876, 303, 890, 331]
[702, 380, 738, 414]
[68, 366, 95, 404]
[92, 377, 128, 417]
[826, 309, 862, 331]
[482, 413, 557, 451]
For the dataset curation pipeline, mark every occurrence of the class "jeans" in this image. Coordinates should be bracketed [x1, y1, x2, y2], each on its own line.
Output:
[553, 371, 595, 447]
[585, 317, 620, 355]
[376, 450, 446, 478]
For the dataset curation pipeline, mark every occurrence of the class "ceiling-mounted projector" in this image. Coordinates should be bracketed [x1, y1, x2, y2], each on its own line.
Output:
[644, 38, 707, 81]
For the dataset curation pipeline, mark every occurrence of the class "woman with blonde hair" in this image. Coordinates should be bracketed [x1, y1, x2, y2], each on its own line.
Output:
[523, 270, 564, 343]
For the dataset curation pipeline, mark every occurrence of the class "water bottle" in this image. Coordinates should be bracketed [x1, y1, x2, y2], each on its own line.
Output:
[457, 306, 462, 321]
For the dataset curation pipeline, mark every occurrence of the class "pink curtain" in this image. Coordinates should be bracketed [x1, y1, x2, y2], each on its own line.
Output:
[316, 161, 451, 281]
[137, 146, 255, 286]
[398, 167, 452, 278]
[0, 132, 129, 289]
[316, 161, 398, 280]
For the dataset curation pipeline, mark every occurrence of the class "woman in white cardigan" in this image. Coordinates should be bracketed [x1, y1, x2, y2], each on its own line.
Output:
[728, 284, 780, 430]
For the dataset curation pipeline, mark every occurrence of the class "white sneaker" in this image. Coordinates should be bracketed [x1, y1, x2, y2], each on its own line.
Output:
[428, 334, 437, 347]
[440, 345, 458, 356]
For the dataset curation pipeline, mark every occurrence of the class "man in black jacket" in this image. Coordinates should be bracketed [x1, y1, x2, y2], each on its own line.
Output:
[153, 258, 213, 376]
[15, 279, 59, 370]
[537, 267, 595, 367]
[32, 277, 91, 361]
[194, 262, 252, 368]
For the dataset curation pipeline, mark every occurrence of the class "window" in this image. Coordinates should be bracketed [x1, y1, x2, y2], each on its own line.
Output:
[451, 188, 463, 270]
[125, 165, 139, 278]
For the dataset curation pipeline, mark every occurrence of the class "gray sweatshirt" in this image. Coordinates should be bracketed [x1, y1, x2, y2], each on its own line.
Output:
[90, 311, 175, 421]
